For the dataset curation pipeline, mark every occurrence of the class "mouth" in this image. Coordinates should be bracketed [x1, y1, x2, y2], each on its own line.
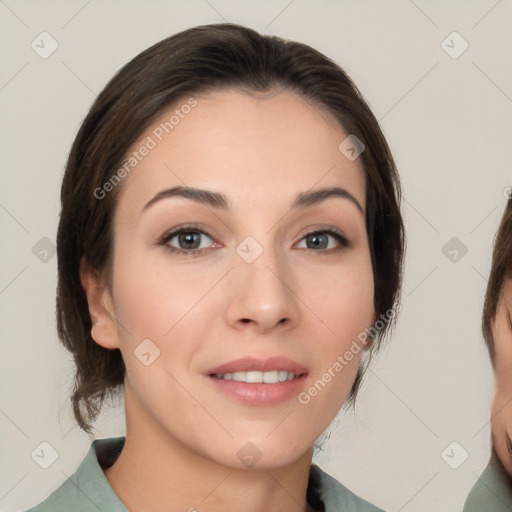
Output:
[205, 356, 309, 405]
[210, 370, 303, 383]
[205, 355, 308, 377]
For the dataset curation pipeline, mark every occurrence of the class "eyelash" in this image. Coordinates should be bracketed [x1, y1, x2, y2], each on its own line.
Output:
[157, 224, 351, 257]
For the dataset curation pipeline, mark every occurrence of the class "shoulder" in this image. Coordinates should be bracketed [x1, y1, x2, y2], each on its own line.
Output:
[311, 464, 385, 512]
[21, 476, 85, 512]
[21, 437, 127, 512]
[463, 459, 512, 512]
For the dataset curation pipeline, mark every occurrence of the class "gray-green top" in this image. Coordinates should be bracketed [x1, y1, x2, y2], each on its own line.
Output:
[22, 436, 384, 511]
[463, 459, 512, 511]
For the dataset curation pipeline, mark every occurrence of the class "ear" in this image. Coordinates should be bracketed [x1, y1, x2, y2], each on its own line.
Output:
[79, 257, 120, 349]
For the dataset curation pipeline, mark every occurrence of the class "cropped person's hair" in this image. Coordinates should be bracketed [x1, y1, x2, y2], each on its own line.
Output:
[482, 197, 512, 364]
[56, 23, 405, 435]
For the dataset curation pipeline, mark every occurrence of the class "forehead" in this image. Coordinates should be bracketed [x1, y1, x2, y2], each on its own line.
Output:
[115, 88, 366, 217]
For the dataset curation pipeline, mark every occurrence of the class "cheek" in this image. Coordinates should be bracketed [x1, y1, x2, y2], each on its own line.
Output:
[110, 257, 208, 414]
[111, 250, 215, 340]
[110, 252, 223, 396]
[297, 255, 374, 414]
[309, 253, 375, 341]
[493, 316, 512, 392]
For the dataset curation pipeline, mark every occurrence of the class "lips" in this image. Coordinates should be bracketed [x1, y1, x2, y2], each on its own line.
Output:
[205, 356, 309, 406]
[206, 356, 308, 376]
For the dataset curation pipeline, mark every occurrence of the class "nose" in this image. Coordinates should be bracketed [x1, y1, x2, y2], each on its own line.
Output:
[225, 243, 300, 334]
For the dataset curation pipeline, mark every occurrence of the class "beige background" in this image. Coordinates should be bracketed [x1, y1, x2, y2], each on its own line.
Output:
[1, 1, 511, 511]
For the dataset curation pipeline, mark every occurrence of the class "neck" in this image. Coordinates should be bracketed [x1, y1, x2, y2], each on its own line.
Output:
[102, 384, 315, 512]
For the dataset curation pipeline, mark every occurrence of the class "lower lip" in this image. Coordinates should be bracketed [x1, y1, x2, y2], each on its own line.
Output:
[206, 374, 308, 406]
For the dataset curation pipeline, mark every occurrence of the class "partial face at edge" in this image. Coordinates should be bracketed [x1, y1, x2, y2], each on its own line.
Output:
[491, 278, 512, 474]
[83, 88, 376, 469]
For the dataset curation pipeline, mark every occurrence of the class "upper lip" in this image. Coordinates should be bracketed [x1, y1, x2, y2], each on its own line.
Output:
[206, 356, 308, 376]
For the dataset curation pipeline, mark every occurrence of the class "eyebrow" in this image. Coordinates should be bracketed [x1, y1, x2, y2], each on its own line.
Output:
[141, 185, 364, 216]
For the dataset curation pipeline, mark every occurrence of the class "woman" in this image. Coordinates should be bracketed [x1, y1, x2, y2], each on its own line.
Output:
[24, 23, 404, 512]
[463, 195, 512, 511]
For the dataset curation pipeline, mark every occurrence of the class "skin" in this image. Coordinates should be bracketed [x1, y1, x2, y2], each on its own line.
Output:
[491, 278, 512, 475]
[81, 88, 376, 512]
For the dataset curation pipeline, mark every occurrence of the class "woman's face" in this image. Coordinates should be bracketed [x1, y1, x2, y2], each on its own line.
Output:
[86, 88, 375, 469]
[491, 278, 512, 474]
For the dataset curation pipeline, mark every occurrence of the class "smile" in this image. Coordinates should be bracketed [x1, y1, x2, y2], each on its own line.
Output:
[212, 370, 299, 383]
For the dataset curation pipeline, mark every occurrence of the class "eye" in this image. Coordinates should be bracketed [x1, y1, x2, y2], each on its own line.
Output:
[157, 225, 351, 257]
[158, 225, 219, 257]
[295, 228, 351, 253]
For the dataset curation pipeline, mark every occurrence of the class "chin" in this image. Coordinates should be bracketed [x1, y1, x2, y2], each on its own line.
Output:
[210, 435, 313, 471]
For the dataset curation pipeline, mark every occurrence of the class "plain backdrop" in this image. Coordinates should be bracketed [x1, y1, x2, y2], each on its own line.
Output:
[1, 1, 511, 511]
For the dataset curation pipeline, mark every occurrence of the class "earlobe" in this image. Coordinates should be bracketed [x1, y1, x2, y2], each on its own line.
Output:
[79, 257, 120, 349]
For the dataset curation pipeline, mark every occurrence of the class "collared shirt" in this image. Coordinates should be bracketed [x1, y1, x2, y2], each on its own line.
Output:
[463, 458, 512, 511]
[22, 436, 384, 512]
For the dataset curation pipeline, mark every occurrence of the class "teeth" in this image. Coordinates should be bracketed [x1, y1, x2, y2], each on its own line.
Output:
[263, 371, 278, 383]
[214, 370, 298, 383]
[279, 370, 289, 382]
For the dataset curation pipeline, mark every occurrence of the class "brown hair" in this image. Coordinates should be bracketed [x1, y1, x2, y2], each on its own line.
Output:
[482, 197, 512, 364]
[56, 22, 405, 435]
